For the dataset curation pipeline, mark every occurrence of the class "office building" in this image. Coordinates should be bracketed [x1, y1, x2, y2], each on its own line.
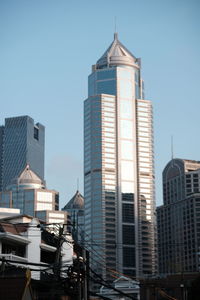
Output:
[0, 164, 67, 224]
[84, 33, 156, 280]
[0, 127, 4, 192]
[0, 116, 45, 191]
[157, 158, 200, 274]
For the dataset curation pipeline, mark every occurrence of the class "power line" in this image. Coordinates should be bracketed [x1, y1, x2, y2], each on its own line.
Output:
[89, 268, 137, 300]
[89, 291, 112, 300]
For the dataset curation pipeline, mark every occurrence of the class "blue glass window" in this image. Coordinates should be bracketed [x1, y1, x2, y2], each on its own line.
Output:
[97, 80, 116, 96]
[97, 69, 116, 80]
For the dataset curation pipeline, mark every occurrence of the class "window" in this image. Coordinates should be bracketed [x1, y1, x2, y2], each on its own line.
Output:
[103, 112, 115, 117]
[123, 247, 135, 267]
[120, 99, 133, 119]
[120, 120, 133, 139]
[37, 203, 53, 210]
[41, 249, 56, 264]
[121, 140, 133, 160]
[2, 241, 26, 258]
[37, 192, 53, 202]
[121, 161, 134, 180]
[138, 112, 149, 117]
[122, 193, 134, 202]
[122, 203, 134, 223]
[123, 225, 135, 245]
[34, 127, 39, 140]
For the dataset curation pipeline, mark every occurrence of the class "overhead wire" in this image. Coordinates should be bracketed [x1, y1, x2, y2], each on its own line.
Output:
[0, 221, 140, 298]
[89, 267, 136, 300]
[89, 291, 113, 300]
[76, 223, 140, 280]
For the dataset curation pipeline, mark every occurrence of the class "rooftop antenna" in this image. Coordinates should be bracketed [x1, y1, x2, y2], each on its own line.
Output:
[77, 178, 79, 191]
[171, 135, 174, 162]
[114, 16, 118, 40]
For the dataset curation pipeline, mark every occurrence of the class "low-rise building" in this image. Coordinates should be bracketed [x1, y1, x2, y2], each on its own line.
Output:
[140, 273, 199, 300]
[99, 276, 140, 299]
[0, 214, 73, 280]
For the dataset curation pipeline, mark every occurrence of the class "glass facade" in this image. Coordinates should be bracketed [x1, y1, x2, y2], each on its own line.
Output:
[84, 34, 156, 280]
[0, 165, 59, 218]
[0, 187, 58, 217]
[0, 116, 45, 191]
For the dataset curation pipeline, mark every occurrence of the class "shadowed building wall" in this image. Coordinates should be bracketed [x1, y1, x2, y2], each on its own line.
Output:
[0, 116, 45, 191]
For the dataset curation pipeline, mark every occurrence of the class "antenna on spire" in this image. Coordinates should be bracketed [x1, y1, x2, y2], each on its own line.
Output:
[114, 16, 118, 40]
[171, 135, 174, 160]
[77, 178, 79, 191]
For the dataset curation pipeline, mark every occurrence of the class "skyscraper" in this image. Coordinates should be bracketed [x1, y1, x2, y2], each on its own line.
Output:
[157, 158, 200, 274]
[84, 33, 156, 280]
[0, 116, 45, 191]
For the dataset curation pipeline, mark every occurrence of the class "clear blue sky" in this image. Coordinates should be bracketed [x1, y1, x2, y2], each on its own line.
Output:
[1, 0, 200, 207]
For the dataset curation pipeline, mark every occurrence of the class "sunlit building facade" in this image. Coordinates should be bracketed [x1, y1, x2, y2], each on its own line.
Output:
[0, 116, 45, 191]
[84, 33, 156, 280]
[0, 164, 67, 224]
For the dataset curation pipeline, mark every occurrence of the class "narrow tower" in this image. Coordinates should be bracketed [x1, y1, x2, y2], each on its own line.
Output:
[84, 34, 156, 280]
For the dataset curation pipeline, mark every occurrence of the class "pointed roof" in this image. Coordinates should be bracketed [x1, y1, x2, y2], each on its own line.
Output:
[63, 190, 84, 210]
[11, 164, 45, 188]
[96, 33, 139, 69]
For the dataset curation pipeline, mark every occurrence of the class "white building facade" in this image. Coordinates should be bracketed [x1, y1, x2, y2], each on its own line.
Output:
[84, 33, 156, 280]
[0, 215, 73, 280]
[0, 165, 67, 224]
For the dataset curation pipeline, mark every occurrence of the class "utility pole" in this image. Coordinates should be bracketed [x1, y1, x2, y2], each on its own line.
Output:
[83, 248, 89, 300]
[83, 249, 87, 300]
[54, 225, 64, 278]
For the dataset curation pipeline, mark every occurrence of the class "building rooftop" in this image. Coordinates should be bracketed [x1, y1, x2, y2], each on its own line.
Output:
[10, 164, 45, 188]
[163, 158, 200, 180]
[62, 190, 84, 210]
[96, 33, 139, 69]
[0, 222, 28, 235]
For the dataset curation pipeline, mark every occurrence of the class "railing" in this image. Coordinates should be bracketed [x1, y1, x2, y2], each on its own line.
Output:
[0, 253, 28, 262]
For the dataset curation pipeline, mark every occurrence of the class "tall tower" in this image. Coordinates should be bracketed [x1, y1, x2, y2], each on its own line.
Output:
[84, 34, 156, 280]
[0, 116, 45, 191]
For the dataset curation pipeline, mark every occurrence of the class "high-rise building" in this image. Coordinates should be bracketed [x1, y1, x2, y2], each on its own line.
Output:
[157, 158, 200, 274]
[84, 33, 156, 280]
[0, 116, 45, 191]
[0, 126, 4, 193]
